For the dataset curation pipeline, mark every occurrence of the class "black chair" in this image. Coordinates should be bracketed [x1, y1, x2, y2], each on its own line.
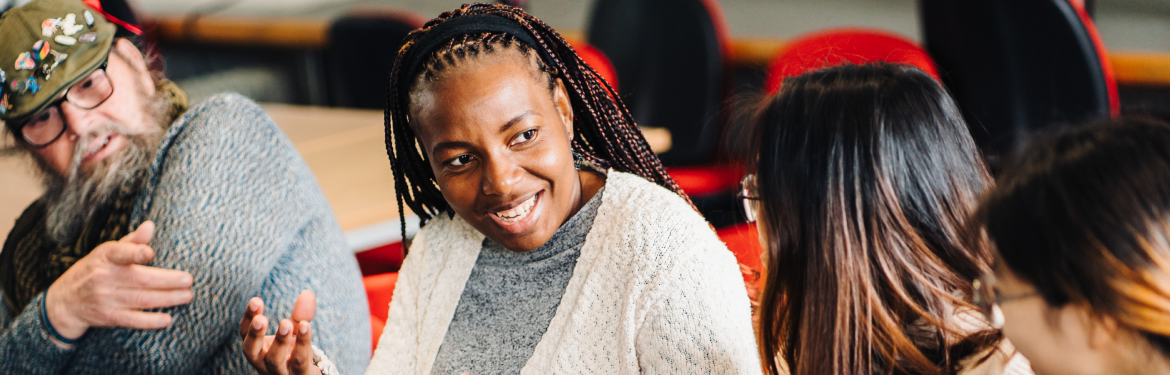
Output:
[920, 0, 1117, 163]
[326, 10, 425, 109]
[586, 0, 730, 166]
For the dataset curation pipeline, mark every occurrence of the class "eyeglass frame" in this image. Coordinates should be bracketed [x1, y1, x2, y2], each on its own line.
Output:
[972, 273, 1040, 329]
[738, 174, 761, 223]
[13, 60, 114, 149]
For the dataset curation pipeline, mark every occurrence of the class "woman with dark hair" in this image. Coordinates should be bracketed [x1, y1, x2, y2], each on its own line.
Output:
[744, 63, 1031, 375]
[236, 4, 760, 375]
[970, 117, 1170, 375]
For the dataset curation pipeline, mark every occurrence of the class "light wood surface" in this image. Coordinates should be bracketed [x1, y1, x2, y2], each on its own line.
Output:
[145, 14, 1170, 87]
[0, 155, 44, 243]
[1111, 53, 1170, 86]
[0, 104, 672, 240]
[261, 104, 407, 231]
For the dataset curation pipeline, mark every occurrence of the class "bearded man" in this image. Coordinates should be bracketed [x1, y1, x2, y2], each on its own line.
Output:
[0, 0, 371, 373]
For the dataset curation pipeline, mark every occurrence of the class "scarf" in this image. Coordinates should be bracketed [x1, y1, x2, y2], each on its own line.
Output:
[0, 186, 139, 316]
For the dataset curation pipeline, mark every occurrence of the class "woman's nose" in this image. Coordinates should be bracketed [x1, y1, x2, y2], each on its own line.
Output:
[481, 155, 522, 196]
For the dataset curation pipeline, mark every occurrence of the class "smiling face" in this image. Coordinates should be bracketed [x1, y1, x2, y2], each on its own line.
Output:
[27, 39, 161, 177]
[411, 49, 602, 252]
[19, 39, 168, 244]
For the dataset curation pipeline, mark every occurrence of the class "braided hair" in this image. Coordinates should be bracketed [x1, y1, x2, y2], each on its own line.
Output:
[385, 3, 690, 239]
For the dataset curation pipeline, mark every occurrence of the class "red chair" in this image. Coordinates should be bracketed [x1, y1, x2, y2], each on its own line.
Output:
[573, 43, 619, 93]
[764, 29, 939, 95]
[355, 241, 405, 276]
[363, 272, 399, 352]
[716, 223, 764, 301]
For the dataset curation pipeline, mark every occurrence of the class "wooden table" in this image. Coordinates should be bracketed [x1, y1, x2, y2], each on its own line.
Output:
[0, 155, 43, 243]
[0, 104, 672, 244]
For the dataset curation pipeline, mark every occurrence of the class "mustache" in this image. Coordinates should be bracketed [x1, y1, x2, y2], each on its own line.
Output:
[63, 121, 156, 181]
[42, 120, 162, 244]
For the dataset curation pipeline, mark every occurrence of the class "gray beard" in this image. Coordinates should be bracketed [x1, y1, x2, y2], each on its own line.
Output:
[38, 97, 169, 245]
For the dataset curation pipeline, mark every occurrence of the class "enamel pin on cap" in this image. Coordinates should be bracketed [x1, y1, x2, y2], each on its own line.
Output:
[32, 40, 49, 61]
[41, 18, 59, 37]
[23, 77, 40, 95]
[61, 14, 83, 36]
[15, 53, 35, 70]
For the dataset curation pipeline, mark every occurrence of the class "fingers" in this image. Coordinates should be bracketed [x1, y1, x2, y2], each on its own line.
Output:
[103, 242, 155, 265]
[290, 290, 316, 323]
[120, 221, 155, 245]
[113, 288, 194, 310]
[122, 265, 194, 289]
[289, 321, 315, 375]
[109, 310, 174, 330]
[264, 319, 297, 375]
[240, 297, 266, 338]
[243, 314, 271, 374]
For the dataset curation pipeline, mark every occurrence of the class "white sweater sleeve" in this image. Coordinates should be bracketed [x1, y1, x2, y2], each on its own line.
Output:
[635, 244, 763, 375]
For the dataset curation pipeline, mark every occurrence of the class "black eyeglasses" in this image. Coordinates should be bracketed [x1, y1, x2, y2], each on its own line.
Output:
[972, 273, 1039, 329]
[16, 61, 114, 148]
[738, 174, 760, 223]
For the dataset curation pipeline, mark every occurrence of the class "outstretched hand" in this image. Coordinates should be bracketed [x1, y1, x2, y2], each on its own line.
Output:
[240, 290, 321, 375]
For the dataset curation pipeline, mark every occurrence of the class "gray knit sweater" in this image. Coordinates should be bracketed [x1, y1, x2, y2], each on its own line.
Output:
[0, 93, 371, 374]
[430, 187, 604, 375]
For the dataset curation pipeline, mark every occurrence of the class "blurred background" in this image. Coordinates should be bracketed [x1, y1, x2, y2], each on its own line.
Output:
[2, 0, 1167, 347]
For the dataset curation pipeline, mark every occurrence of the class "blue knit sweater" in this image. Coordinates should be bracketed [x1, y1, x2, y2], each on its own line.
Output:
[0, 94, 371, 374]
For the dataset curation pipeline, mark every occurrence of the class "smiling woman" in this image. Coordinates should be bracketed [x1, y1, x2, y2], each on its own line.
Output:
[239, 4, 761, 375]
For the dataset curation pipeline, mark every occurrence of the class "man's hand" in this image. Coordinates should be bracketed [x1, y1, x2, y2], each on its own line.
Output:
[44, 221, 195, 340]
[240, 290, 321, 375]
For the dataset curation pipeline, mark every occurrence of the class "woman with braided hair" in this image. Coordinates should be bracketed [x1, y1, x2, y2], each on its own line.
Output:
[238, 4, 760, 375]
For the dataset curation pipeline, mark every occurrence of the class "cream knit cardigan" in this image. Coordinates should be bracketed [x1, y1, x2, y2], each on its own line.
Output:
[366, 171, 763, 375]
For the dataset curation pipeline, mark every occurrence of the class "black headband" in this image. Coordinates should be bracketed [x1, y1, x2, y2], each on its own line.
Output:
[397, 14, 557, 95]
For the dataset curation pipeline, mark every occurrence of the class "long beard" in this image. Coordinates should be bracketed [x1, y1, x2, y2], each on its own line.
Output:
[38, 97, 169, 245]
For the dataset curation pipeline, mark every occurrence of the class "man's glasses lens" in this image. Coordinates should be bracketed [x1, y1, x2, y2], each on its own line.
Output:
[21, 106, 64, 147]
[67, 69, 113, 108]
[19, 66, 113, 148]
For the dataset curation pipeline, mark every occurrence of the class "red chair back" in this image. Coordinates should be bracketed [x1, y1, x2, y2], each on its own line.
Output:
[574, 43, 620, 92]
[764, 29, 938, 95]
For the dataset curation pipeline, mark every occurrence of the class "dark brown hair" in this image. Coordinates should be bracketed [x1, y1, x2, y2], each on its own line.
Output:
[384, 4, 688, 237]
[750, 63, 1000, 375]
[973, 117, 1170, 358]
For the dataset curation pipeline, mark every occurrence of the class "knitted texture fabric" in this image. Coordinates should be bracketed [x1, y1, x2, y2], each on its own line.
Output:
[430, 186, 604, 375]
[368, 171, 762, 375]
[0, 93, 371, 374]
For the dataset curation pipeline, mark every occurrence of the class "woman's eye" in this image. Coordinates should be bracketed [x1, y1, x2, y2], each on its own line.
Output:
[448, 155, 472, 167]
[515, 129, 537, 144]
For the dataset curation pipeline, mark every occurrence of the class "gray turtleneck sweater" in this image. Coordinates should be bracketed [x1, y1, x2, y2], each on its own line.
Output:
[430, 186, 606, 375]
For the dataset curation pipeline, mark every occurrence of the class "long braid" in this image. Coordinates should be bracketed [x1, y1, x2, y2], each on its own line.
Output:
[386, 4, 691, 241]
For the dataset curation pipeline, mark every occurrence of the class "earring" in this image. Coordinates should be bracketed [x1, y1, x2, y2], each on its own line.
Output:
[572, 149, 584, 171]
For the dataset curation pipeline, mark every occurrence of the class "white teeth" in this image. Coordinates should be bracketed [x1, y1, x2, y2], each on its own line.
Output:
[89, 136, 110, 156]
[494, 195, 537, 223]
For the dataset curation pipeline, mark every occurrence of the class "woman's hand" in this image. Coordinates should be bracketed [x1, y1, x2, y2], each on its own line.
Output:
[239, 290, 321, 375]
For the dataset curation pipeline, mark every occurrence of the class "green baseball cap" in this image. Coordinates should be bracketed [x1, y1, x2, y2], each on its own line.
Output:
[0, 0, 116, 123]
